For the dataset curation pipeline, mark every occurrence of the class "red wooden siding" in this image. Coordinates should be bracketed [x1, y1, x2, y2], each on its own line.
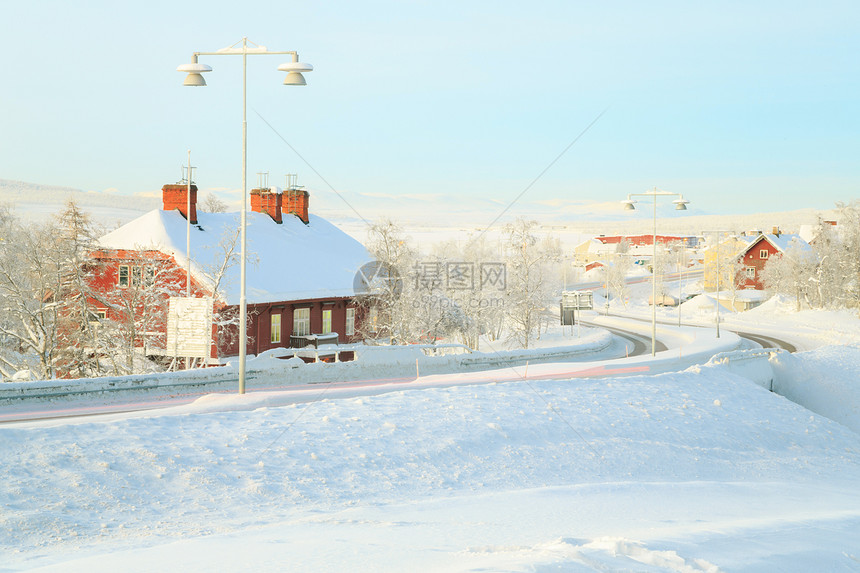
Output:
[735, 237, 780, 290]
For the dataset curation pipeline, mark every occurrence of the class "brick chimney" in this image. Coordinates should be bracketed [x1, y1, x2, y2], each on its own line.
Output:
[250, 187, 283, 223]
[284, 188, 309, 224]
[772, 226, 780, 237]
[162, 183, 198, 224]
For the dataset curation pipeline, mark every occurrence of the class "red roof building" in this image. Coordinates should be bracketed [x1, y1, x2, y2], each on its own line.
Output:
[78, 181, 372, 370]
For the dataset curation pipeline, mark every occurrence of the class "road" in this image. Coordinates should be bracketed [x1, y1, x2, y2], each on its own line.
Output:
[593, 312, 797, 352]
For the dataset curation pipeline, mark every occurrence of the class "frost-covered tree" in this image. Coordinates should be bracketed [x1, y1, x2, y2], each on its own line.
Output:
[0, 207, 64, 379]
[831, 201, 860, 312]
[99, 250, 186, 374]
[52, 201, 109, 378]
[761, 240, 818, 312]
[355, 219, 418, 344]
[0, 201, 119, 380]
[502, 219, 559, 349]
[778, 202, 860, 313]
[603, 250, 634, 307]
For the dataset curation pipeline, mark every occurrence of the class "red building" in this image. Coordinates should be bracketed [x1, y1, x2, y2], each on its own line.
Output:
[734, 232, 812, 290]
[85, 181, 372, 366]
[595, 234, 698, 247]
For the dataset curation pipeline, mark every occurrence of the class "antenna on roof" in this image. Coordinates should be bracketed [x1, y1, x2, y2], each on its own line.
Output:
[179, 163, 196, 185]
[285, 173, 304, 193]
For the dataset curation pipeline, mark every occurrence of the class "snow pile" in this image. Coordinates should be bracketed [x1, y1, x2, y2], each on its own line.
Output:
[4, 354, 860, 571]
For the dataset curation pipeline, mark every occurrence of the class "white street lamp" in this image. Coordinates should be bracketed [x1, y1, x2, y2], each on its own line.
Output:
[703, 230, 731, 339]
[178, 38, 312, 394]
[621, 187, 689, 356]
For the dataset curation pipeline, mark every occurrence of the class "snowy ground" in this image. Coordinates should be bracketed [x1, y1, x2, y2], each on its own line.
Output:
[3, 346, 860, 572]
[4, 274, 860, 571]
[3, 318, 860, 571]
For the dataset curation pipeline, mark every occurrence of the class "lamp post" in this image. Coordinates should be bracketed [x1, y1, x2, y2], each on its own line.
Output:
[678, 242, 685, 328]
[703, 230, 730, 338]
[621, 188, 689, 356]
[178, 38, 312, 394]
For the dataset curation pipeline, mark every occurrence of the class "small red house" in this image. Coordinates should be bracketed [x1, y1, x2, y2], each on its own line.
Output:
[734, 231, 812, 290]
[87, 180, 372, 366]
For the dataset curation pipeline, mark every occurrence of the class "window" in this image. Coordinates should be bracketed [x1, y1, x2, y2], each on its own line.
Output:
[759, 249, 769, 259]
[293, 308, 310, 336]
[322, 309, 332, 334]
[118, 265, 130, 287]
[346, 307, 355, 337]
[271, 313, 281, 343]
[87, 310, 107, 333]
[746, 267, 756, 279]
[119, 264, 153, 287]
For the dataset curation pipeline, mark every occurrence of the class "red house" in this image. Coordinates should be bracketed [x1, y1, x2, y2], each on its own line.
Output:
[86, 181, 372, 366]
[734, 231, 812, 290]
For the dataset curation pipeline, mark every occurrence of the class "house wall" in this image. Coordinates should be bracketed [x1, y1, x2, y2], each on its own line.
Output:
[219, 297, 362, 358]
[84, 249, 215, 357]
[737, 237, 780, 290]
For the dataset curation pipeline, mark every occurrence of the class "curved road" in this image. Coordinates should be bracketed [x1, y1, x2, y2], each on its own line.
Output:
[581, 321, 668, 356]
[1, 317, 791, 424]
[731, 330, 796, 352]
[591, 313, 797, 353]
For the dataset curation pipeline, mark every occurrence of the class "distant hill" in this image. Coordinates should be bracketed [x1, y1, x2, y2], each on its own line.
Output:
[0, 178, 836, 243]
[0, 179, 159, 226]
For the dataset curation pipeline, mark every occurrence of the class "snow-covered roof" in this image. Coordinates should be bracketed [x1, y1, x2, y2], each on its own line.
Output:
[587, 239, 619, 255]
[756, 233, 812, 255]
[97, 209, 373, 305]
[707, 233, 811, 258]
[798, 224, 817, 244]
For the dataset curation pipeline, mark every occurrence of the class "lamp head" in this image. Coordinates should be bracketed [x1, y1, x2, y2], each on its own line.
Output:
[621, 197, 636, 211]
[177, 62, 212, 87]
[282, 71, 307, 86]
[278, 58, 313, 86]
[673, 196, 690, 211]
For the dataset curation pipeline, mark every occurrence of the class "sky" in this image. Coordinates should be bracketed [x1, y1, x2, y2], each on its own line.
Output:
[1, 0, 858, 222]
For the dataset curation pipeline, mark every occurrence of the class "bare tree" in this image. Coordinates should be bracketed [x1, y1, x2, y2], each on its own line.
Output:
[200, 224, 244, 356]
[200, 193, 229, 213]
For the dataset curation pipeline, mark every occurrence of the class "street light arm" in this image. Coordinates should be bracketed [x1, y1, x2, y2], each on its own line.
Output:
[193, 49, 299, 57]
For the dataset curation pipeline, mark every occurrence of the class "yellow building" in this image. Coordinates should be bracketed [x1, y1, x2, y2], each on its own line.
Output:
[702, 235, 753, 292]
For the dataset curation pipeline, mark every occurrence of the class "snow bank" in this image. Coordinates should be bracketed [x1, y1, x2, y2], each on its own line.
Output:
[0, 331, 613, 407]
[771, 344, 860, 433]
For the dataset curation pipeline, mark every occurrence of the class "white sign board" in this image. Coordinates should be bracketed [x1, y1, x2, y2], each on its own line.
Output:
[561, 290, 593, 310]
[166, 297, 213, 358]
